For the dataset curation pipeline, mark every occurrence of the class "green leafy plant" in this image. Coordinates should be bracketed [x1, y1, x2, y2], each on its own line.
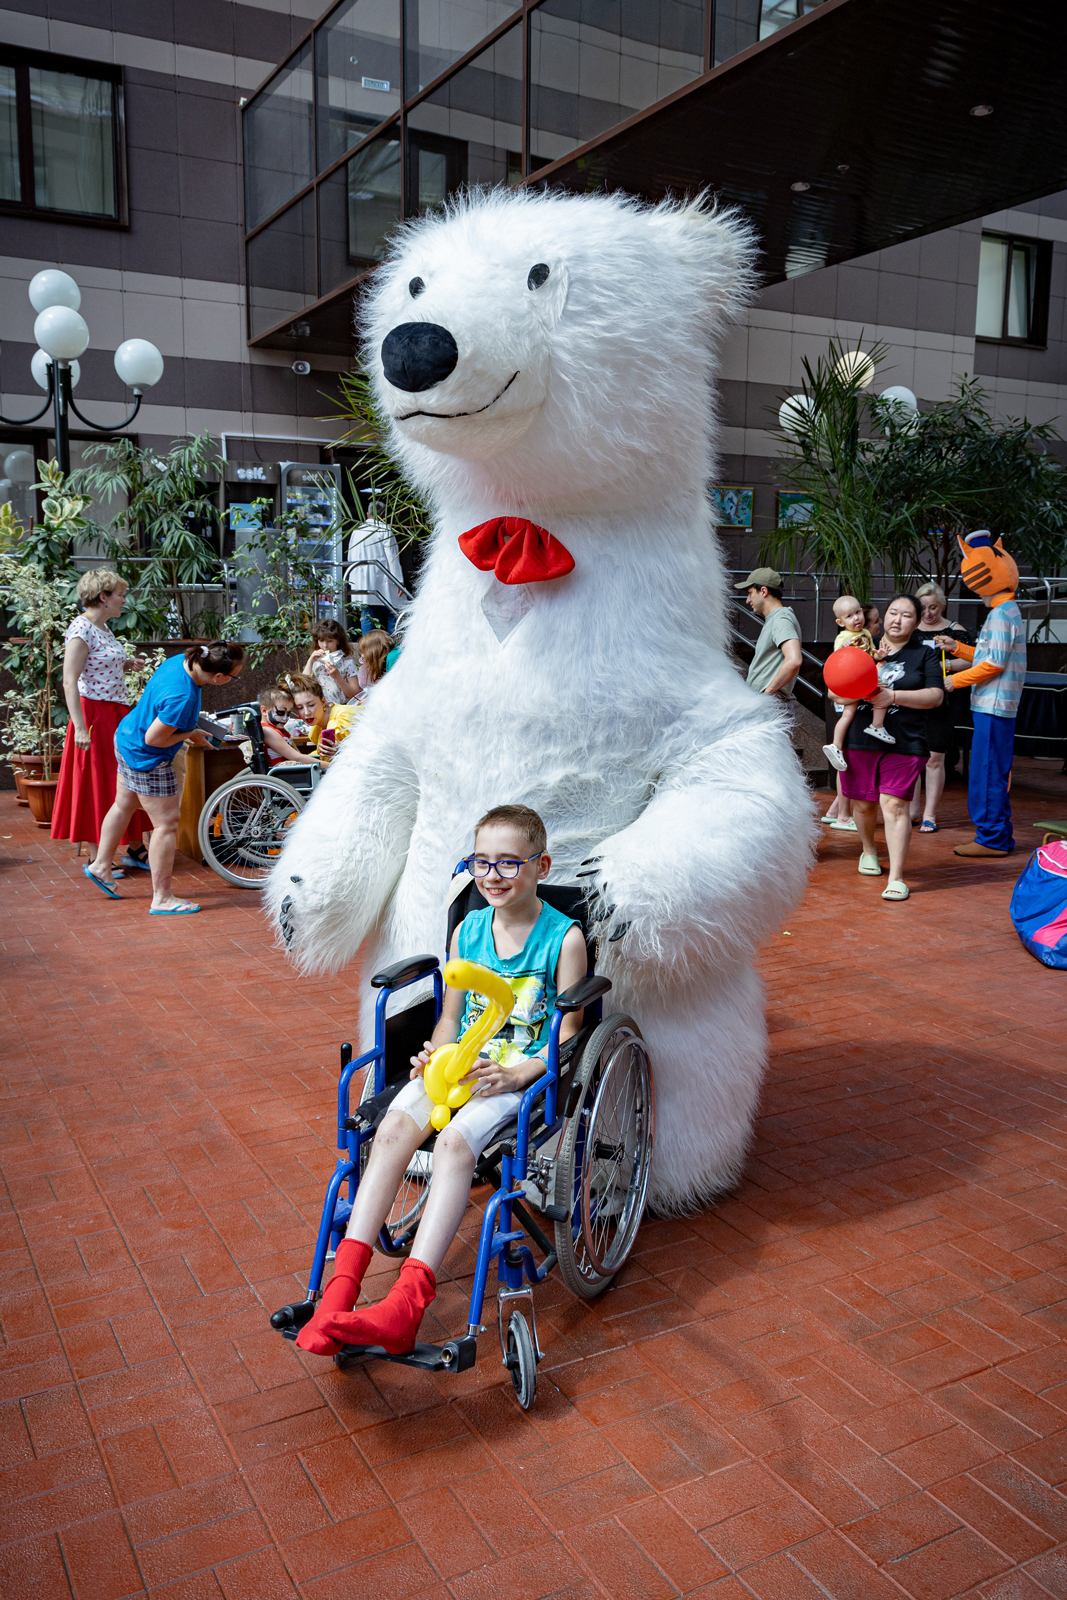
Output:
[869, 378, 1067, 590]
[0, 552, 76, 779]
[332, 369, 433, 549]
[124, 645, 166, 705]
[68, 434, 223, 638]
[765, 338, 1067, 599]
[223, 498, 338, 666]
[763, 337, 920, 602]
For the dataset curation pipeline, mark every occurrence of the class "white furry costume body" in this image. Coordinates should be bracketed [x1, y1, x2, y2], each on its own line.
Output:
[269, 189, 814, 1211]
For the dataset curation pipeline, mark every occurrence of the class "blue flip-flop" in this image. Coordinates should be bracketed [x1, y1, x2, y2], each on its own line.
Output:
[120, 850, 151, 872]
[83, 863, 122, 899]
[149, 903, 201, 915]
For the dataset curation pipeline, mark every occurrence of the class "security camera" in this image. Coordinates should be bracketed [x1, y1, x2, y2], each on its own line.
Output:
[292, 360, 311, 376]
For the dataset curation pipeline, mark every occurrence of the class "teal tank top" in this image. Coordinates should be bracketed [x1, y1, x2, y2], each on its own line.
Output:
[457, 898, 580, 1067]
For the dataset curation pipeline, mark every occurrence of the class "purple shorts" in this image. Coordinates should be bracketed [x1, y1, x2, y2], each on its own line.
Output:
[841, 749, 927, 801]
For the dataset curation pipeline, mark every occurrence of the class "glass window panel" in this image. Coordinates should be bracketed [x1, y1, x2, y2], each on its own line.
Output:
[0, 64, 18, 202]
[406, 22, 521, 206]
[243, 43, 314, 231]
[712, 1, 823, 65]
[319, 128, 402, 291]
[316, 0, 401, 171]
[529, 0, 704, 170]
[1007, 243, 1032, 339]
[403, 1, 519, 97]
[29, 67, 116, 216]
[247, 192, 317, 339]
[976, 235, 1009, 337]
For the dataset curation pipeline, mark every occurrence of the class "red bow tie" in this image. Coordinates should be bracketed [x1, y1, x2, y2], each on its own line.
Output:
[458, 517, 574, 585]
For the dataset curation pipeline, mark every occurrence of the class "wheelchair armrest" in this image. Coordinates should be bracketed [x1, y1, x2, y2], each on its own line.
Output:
[555, 973, 612, 1013]
[370, 954, 440, 989]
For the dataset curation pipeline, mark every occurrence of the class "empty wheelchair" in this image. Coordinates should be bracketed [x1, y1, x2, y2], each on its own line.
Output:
[270, 877, 655, 1408]
[198, 703, 322, 889]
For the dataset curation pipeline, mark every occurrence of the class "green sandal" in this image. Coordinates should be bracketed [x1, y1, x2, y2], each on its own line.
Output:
[858, 854, 882, 876]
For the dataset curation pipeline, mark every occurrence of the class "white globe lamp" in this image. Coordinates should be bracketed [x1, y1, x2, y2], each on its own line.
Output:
[779, 393, 815, 437]
[31, 349, 80, 390]
[834, 349, 875, 389]
[114, 338, 164, 390]
[34, 306, 90, 361]
[879, 384, 918, 416]
[4, 449, 36, 485]
[28, 269, 81, 314]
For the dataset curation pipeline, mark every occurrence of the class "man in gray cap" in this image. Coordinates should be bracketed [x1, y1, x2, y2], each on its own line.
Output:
[735, 567, 802, 698]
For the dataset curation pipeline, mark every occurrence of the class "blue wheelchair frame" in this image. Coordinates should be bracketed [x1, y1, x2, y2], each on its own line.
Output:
[272, 950, 612, 1375]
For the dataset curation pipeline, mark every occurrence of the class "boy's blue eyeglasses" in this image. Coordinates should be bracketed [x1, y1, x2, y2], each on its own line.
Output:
[462, 853, 540, 879]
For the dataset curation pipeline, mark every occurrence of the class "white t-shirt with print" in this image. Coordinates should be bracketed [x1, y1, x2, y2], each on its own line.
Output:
[66, 614, 128, 705]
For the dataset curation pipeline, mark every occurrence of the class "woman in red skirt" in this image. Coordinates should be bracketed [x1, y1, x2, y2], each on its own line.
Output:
[52, 569, 151, 870]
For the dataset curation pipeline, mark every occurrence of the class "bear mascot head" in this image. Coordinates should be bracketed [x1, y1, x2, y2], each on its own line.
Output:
[269, 188, 815, 1210]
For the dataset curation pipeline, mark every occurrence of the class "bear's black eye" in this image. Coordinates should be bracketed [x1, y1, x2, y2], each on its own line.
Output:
[528, 263, 550, 290]
[409, 276, 425, 297]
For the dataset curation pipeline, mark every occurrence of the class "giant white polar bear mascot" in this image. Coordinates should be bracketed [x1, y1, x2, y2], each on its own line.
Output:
[269, 188, 815, 1211]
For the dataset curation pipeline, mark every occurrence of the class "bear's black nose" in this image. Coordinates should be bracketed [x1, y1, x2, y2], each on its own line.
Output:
[381, 322, 459, 392]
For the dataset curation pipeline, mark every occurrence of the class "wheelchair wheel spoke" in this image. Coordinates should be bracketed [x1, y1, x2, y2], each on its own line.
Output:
[553, 1016, 655, 1299]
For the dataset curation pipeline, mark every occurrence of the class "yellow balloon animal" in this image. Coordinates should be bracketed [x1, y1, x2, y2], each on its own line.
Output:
[423, 959, 514, 1132]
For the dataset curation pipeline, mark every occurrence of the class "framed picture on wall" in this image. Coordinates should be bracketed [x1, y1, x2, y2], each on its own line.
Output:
[710, 485, 754, 528]
[777, 491, 816, 527]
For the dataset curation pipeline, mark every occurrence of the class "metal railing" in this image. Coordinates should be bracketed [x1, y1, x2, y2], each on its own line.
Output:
[727, 568, 1067, 644]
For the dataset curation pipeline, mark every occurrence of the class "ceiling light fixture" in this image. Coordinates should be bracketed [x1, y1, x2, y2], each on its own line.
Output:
[969, 103, 993, 117]
[790, 181, 810, 192]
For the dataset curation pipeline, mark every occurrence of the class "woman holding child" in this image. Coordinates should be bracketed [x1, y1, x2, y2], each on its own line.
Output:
[840, 593, 943, 902]
[295, 804, 587, 1357]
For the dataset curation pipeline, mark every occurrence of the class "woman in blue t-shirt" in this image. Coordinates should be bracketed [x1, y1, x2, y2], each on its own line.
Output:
[84, 642, 244, 914]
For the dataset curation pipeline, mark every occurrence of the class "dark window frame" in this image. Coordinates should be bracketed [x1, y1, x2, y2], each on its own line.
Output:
[0, 43, 128, 227]
[975, 231, 1053, 349]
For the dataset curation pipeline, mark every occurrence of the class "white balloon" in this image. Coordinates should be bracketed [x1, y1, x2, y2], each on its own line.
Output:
[834, 349, 875, 389]
[4, 450, 36, 485]
[114, 338, 164, 388]
[879, 384, 918, 415]
[779, 393, 815, 437]
[28, 269, 81, 314]
[31, 349, 80, 391]
[34, 305, 89, 361]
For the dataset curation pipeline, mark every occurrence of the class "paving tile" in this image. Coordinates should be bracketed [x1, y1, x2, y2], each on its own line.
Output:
[6, 783, 1067, 1596]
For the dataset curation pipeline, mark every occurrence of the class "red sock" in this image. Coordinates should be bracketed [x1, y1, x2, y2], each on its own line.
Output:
[296, 1238, 373, 1355]
[319, 1258, 436, 1354]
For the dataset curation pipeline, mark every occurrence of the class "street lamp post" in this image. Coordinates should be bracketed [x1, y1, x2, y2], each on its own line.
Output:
[0, 270, 164, 475]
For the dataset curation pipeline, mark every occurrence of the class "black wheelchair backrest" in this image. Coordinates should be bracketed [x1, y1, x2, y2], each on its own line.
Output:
[446, 877, 595, 971]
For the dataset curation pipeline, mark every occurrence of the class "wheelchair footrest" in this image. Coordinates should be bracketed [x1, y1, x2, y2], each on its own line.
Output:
[334, 1335, 477, 1373]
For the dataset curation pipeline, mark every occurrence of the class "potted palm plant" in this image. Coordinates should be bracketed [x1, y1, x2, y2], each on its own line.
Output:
[0, 553, 74, 825]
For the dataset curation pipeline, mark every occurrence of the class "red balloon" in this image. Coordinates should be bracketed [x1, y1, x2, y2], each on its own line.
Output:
[823, 645, 879, 700]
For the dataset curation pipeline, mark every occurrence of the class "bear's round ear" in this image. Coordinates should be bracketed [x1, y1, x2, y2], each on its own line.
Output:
[527, 258, 568, 328]
[648, 196, 759, 320]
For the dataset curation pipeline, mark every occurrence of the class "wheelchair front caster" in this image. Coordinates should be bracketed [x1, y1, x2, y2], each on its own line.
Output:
[504, 1311, 537, 1410]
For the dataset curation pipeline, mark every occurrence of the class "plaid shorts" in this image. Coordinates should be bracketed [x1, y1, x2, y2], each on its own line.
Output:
[115, 746, 178, 798]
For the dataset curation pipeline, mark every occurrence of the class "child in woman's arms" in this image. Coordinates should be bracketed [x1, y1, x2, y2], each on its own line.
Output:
[295, 803, 588, 1358]
[822, 593, 894, 772]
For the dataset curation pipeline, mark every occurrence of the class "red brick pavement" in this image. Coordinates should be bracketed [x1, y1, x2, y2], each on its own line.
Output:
[2, 761, 1067, 1599]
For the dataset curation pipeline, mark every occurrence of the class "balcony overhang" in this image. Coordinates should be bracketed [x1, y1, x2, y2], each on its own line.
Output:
[537, 0, 1067, 282]
[249, 0, 1067, 353]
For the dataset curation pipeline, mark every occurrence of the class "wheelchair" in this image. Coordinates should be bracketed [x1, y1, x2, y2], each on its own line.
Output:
[198, 703, 322, 889]
[270, 878, 655, 1408]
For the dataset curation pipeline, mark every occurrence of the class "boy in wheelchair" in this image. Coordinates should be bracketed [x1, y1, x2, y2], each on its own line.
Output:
[296, 804, 588, 1357]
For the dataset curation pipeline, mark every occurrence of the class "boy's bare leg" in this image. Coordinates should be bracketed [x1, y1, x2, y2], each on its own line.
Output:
[345, 1109, 430, 1246]
[401, 1127, 477, 1276]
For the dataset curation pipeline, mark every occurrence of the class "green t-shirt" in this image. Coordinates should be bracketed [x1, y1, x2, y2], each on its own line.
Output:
[747, 606, 801, 696]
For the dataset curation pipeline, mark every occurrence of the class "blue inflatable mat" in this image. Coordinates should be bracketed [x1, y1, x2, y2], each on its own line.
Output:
[1010, 839, 1067, 969]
